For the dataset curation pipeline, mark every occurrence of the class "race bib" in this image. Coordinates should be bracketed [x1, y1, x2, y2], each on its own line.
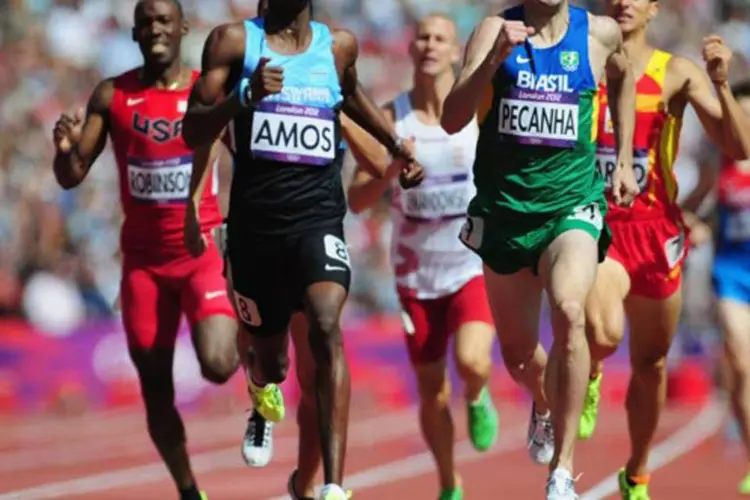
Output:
[567, 202, 603, 231]
[726, 208, 750, 241]
[250, 102, 336, 166]
[498, 88, 579, 148]
[596, 147, 650, 190]
[127, 155, 192, 203]
[400, 173, 472, 220]
[663, 231, 686, 269]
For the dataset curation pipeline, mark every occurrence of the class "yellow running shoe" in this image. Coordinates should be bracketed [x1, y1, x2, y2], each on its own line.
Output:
[200, 492, 208, 500]
[617, 468, 650, 500]
[578, 372, 602, 440]
[739, 469, 750, 495]
[248, 378, 285, 423]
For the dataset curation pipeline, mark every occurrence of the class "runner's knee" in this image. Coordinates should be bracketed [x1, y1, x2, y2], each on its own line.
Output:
[499, 338, 539, 373]
[199, 350, 239, 384]
[724, 333, 750, 375]
[585, 307, 621, 356]
[630, 349, 668, 376]
[193, 316, 241, 384]
[455, 350, 491, 381]
[416, 368, 451, 407]
[549, 299, 586, 346]
[306, 307, 343, 365]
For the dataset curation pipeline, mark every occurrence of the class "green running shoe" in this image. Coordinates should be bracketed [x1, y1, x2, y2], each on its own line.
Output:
[578, 372, 602, 440]
[467, 386, 499, 451]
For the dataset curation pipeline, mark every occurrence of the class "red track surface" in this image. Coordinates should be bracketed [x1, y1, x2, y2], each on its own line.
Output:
[0, 398, 741, 500]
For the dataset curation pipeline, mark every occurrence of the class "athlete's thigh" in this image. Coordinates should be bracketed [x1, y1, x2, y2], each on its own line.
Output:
[717, 299, 750, 359]
[400, 293, 450, 365]
[182, 242, 236, 334]
[539, 228, 599, 307]
[447, 276, 495, 363]
[624, 286, 682, 364]
[585, 257, 630, 345]
[297, 225, 351, 325]
[121, 262, 181, 351]
[483, 264, 543, 349]
[227, 233, 296, 336]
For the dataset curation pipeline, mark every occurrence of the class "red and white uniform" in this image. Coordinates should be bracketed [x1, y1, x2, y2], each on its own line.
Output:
[390, 92, 492, 364]
[110, 69, 234, 349]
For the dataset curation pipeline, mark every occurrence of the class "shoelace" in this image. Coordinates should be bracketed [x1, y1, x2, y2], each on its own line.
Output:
[246, 413, 272, 448]
[547, 472, 583, 498]
[529, 413, 553, 447]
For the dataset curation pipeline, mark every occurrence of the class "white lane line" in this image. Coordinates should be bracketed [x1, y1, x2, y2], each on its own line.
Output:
[579, 398, 725, 500]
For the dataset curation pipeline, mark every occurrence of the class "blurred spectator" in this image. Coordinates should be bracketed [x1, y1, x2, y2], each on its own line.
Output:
[0, 0, 748, 333]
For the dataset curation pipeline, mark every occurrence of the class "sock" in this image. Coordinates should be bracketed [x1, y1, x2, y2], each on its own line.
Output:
[626, 474, 650, 487]
[179, 484, 202, 500]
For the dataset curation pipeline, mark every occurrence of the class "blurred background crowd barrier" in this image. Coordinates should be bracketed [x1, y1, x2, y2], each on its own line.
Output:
[0, 0, 748, 416]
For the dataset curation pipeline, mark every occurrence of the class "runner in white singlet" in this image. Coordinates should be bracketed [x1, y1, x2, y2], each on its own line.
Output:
[347, 14, 498, 500]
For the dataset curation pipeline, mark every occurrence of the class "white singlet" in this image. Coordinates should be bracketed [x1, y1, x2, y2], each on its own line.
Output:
[391, 92, 483, 300]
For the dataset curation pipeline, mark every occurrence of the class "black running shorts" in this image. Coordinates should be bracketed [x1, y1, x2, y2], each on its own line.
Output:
[226, 223, 351, 335]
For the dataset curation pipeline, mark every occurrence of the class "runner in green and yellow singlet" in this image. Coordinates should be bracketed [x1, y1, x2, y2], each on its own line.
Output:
[442, 1, 638, 498]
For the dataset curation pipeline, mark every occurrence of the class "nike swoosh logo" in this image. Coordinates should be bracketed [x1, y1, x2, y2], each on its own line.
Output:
[204, 291, 226, 300]
[127, 98, 145, 106]
[516, 56, 530, 64]
[325, 264, 347, 272]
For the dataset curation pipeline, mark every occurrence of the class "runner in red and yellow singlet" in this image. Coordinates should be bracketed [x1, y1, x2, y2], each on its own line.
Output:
[579, 0, 750, 498]
[52, 2, 237, 499]
[595, 49, 686, 299]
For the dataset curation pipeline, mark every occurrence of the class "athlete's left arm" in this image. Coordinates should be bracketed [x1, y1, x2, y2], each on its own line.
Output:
[340, 114, 389, 180]
[331, 29, 413, 162]
[671, 38, 750, 160]
[188, 137, 224, 209]
[593, 15, 635, 168]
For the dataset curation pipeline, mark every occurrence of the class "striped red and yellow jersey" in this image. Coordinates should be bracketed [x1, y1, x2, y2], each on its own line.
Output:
[596, 49, 682, 221]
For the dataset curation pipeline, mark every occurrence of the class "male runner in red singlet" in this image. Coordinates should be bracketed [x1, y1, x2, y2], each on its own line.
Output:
[52, 2, 237, 499]
[580, 0, 750, 497]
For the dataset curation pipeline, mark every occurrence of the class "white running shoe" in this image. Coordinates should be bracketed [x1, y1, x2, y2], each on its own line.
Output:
[527, 404, 554, 465]
[241, 410, 273, 467]
[546, 468, 579, 500]
[318, 484, 348, 500]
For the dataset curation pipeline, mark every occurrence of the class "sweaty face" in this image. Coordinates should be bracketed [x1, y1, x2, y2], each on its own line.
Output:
[607, 0, 657, 34]
[410, 17, 459, 77]
[133, 0, 186, 66]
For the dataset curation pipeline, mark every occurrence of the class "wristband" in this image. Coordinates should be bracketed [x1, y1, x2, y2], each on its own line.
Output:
[389, 137, 406, 157]
[236, 78, 252, 108]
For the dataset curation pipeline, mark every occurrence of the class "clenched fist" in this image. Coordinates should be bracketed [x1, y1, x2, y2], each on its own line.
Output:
[53, 108, 84, 154]
[494, 21, 535, 63]
[249, 57, 284, 102]
[702, 35, 732, 84]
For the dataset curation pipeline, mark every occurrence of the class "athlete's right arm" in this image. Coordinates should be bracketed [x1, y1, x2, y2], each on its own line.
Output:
[442, 18, 504, 135]
[52, 79, 113, 190]
[442, 17, 533, 134]
[346, 105, 405, 213]
[183, 22, 246, 149]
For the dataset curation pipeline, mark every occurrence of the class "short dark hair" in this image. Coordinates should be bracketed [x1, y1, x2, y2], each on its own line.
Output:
[136, 0, 184, 19]
[256, 0, 313, 17]
[732, 80, 750, 99]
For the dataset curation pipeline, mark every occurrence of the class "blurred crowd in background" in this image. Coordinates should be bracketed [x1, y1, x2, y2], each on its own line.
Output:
[0, 0, 749, 340]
